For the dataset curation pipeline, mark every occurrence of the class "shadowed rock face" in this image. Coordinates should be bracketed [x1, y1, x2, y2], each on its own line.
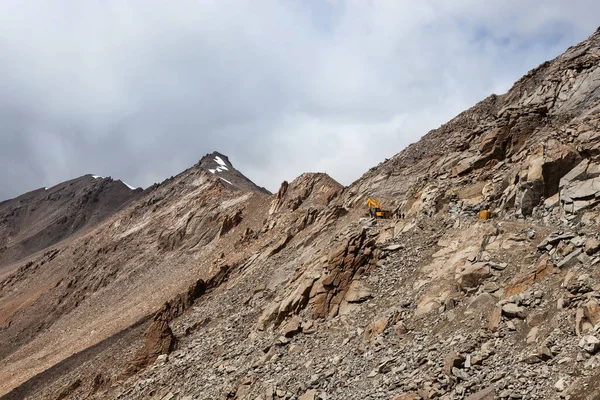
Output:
[4, 28, 600, 400]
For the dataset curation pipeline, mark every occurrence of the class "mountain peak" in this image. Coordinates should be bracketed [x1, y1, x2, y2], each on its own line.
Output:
[83, 174, 139, 191]
[197, 152, 270, 194]
[199, 152, 233, 174]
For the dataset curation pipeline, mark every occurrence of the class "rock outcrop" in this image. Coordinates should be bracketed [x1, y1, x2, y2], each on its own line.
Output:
[559, 159, 600, 213]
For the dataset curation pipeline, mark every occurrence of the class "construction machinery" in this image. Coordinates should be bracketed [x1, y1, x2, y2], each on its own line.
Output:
[366, 197, 392, 219]
[477, 209, 494, 220]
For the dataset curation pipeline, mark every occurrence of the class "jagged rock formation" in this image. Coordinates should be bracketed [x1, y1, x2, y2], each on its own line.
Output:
[269, 173, 343, 215]
[124, 279, 207, 376]
[2, 28, 600, 400]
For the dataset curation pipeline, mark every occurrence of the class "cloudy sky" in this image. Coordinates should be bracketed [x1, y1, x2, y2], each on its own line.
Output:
[0, 1, 599, 200]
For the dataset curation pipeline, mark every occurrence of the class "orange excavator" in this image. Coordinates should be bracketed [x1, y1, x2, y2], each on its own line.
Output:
[365, 197, 392, 219]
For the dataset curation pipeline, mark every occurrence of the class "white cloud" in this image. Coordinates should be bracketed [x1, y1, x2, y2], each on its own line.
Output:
[0, 1, 598, 198]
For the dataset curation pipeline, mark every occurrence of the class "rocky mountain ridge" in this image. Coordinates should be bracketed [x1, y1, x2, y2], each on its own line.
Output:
[0, 175, 141, 276]
[2, 27, 600, 400]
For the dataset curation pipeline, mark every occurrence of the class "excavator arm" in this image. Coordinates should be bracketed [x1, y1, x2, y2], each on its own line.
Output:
[367, 197, 381, 210]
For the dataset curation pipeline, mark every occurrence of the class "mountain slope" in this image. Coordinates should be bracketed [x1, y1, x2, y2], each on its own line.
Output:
[2, 27, 600, 400]
[0, 175, 141, 276]
[0, 155, 287, 397]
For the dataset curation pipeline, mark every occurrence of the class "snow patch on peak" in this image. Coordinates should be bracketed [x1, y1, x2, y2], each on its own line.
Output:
[207, 157, 229, 174]
[118, 180, 137, 190]
[219, 177, 234, 186]
[215, 156, 227, 167]
[92, 175, 103, 179]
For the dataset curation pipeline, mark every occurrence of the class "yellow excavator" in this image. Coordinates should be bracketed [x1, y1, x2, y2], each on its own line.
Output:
[365, 197, 392, 219]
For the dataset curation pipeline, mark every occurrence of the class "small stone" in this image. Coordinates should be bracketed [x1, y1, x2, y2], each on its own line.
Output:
[265, 385, 275, 399]
[471, 353, 486, 366]
[155, 354, 169, 365]
[502, 303, 527, 319]
[488, 307, 502, 331]
[555, 378, 567, 392]
[521, 354, 541, 364]
[491, 372, 505, 382]
[384, 244, 403, 251]
[576, 308, 585, 336]
[363, 318, 388, 344]
[392, 394, 420, 400]
[458, 263, 492, 290]
[507, 320, 517, 331]
[584, 299, 600, 326]
[488, 262, 508, 271]
[277, 336, 291, 345]
[585, 237, 600, 255]
[299, 389, 317, 400]
[452, 367, 470, 381]
[557, 248, 583, 268]
[571, 235, 587, 247]
[483, 281, 500, 292]
[344, 280, 372, 303]
[558, 296, 570, 310]
[445, 297, 456, 311]
[377, 357, 396, 373]
[579, 335, 600, 354]
[526, 327, 539, 344]
[309, 374, 319, 385]
[578, 252, 591, 264]
[538, 345, 553, 361]
[280, 316, 302, 338]
[444, 353, 464, 376]
[464, 354, 472, 368]
[465, 387, 495, 400]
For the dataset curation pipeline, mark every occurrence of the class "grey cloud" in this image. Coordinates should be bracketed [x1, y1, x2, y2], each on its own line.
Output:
[0, 1, 599, 200]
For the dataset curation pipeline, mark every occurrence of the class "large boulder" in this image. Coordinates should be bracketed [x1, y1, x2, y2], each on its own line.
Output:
[513, 141, 579, 215]
[457, 262, 492, 291]
[560, 159, 600, 213]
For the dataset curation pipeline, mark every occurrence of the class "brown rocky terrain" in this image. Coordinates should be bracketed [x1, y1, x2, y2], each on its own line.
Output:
[2, 27, 600, 400]
[0, 175, 141, 273]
